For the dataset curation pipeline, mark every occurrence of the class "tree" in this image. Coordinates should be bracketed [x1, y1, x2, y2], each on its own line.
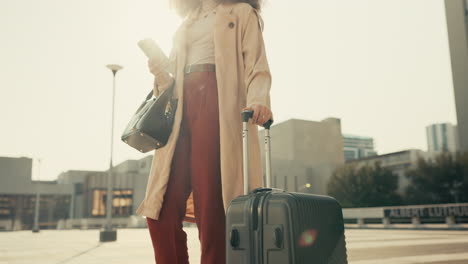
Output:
[327, 162, 401, 208]
[404, 152, 468, 205]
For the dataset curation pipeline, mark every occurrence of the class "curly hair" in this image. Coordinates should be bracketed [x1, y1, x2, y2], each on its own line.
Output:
[170, 0, 263, 17]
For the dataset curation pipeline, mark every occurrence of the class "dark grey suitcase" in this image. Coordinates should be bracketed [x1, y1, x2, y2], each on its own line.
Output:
[226, 110, 348, 264]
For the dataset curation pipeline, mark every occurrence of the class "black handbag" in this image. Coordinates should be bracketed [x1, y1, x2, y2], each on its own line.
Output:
[121, 80, 178, 153]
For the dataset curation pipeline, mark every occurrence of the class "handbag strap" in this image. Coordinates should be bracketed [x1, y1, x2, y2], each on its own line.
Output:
[145, 81, 175, 101]
[145, 89, 154, 101]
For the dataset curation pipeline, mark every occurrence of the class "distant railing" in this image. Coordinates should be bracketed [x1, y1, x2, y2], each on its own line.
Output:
[0, 216, 148, 231]
[342, 203, 468, 229]
[56, 216, 147, 229]
[2, 204, 467, 231]
[0, 220, 12, 231]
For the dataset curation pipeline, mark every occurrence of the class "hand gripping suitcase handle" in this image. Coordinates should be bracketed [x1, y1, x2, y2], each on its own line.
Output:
[241, 110, 273, 195]
[241, 110, 273, 129]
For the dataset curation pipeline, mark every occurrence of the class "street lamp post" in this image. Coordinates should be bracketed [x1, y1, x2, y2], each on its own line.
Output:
[100, 64, 123, 242]
[32, 158, 42, 233]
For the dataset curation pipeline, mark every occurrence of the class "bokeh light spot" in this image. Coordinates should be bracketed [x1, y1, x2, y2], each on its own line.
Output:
[298, 229, 318, 247]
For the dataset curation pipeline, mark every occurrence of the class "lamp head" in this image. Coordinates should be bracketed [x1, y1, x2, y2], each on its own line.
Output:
[106, 64, 123, 75]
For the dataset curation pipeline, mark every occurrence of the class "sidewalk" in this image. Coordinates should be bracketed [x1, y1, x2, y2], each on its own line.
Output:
[0, 228, 200, 264]
[1, 227, 468, 264]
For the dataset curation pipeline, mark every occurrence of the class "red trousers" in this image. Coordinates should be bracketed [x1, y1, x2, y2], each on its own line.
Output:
[146, 70, 226, 264]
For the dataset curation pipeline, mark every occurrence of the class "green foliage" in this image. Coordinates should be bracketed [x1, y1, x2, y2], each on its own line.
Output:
[327, 162, 401, 208]
[404, 152, 468, 205]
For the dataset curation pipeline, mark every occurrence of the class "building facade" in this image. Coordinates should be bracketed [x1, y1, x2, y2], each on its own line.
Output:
[445, 0, 468, 152]
[346, 150, 437, 193]
[0, 155, 152, 231]
[57, 155, 152, 220]
[259, 118, 345, 195]
[426, 123, 459, 153]
[0, 157, 73, 231]
[343, 134, 378, 161]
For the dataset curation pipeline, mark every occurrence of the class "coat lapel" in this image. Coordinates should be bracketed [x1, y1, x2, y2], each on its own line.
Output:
[214, 3, 236, 39]
[214, 3, 238, 96]
[172, 19, 189, 99]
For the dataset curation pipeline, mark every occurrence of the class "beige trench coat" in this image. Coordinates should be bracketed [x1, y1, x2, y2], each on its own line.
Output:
[135, 2, 272, 220]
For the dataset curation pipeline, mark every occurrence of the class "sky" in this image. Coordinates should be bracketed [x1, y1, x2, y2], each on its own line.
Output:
[0, 0, 457, 181]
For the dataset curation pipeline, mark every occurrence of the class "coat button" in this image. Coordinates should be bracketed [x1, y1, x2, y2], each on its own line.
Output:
[229, 22, 235, 28]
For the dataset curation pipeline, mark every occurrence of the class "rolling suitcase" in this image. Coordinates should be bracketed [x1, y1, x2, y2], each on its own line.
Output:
[226, 110, 348, 264]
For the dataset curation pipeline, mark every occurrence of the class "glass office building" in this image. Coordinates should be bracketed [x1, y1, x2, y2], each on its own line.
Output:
[343, 134, 378, 161]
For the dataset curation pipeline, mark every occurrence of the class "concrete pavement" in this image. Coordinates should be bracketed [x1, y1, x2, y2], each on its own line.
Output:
[0, 228, 467, 264]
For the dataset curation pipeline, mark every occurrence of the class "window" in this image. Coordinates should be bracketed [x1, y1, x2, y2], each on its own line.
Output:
[74, 183, 83, 195]
[91, 189, 134, 217]
[0, 209, 10, 215]
[92, 190, 106, 216]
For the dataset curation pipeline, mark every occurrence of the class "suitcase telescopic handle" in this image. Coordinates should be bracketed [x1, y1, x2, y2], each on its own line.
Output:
[241, 110, 273, 195]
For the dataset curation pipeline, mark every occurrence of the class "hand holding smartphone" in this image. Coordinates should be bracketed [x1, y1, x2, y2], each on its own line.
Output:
[138, 38, 171, 71]
[138, 38, 174, 95]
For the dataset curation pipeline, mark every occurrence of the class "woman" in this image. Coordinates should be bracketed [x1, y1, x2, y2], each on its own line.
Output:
[135, 0, 272, 263]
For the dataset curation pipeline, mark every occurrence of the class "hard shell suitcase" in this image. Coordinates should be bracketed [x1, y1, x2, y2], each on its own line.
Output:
[226, 111, 348, 264]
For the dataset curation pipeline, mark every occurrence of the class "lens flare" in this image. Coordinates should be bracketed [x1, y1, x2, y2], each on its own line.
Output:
[298, 229, 318, 247]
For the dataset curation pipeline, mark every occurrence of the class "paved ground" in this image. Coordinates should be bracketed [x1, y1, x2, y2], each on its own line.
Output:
[0, 228, 467, 264]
